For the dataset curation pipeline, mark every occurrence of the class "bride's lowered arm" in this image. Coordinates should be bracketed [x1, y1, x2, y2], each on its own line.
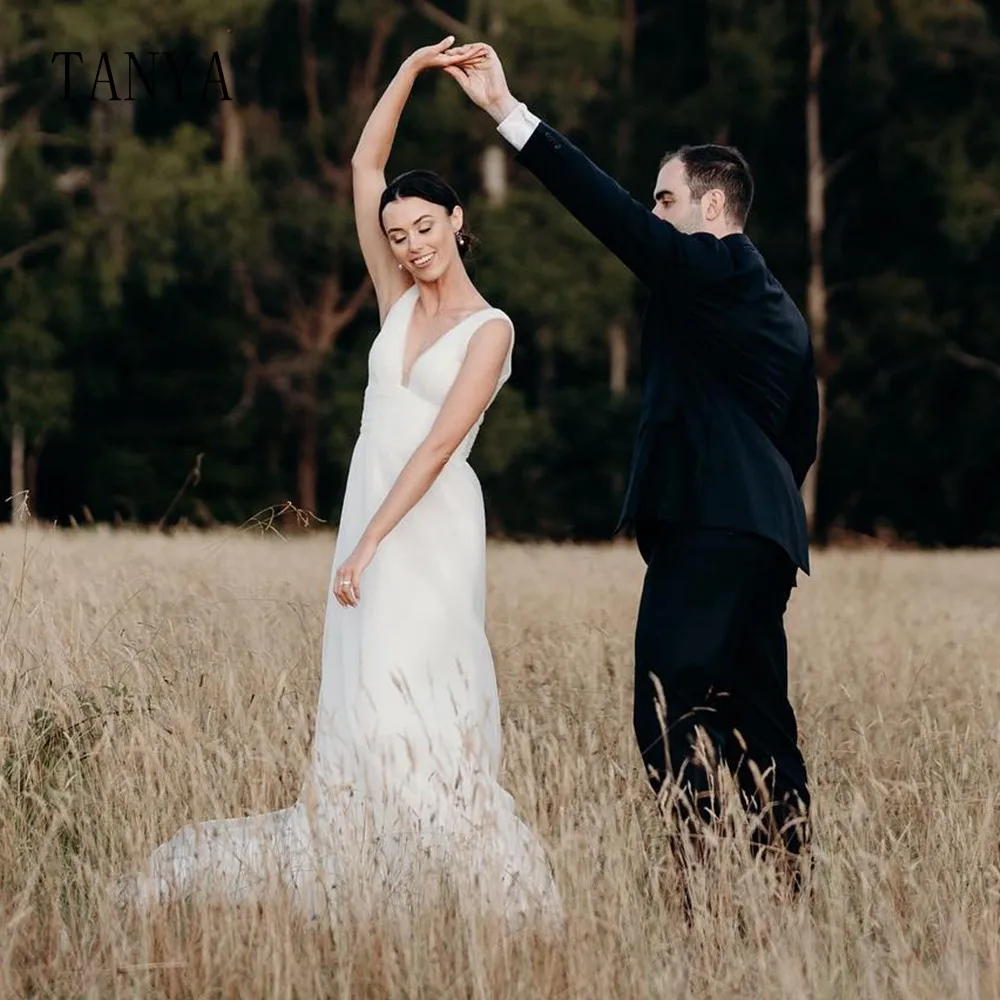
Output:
[333, 318, 513, 607]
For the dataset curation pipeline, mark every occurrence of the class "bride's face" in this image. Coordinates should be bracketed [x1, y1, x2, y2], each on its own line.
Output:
[382, 197, 463, 281]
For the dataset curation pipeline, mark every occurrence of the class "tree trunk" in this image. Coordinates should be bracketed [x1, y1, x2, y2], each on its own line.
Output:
[25, 433, 41, 519]
[537, 325, 555, 411]
[10, 422, 26, 521]
[803, 0, 828, 535]
[266, 430, 281, 478]
[467, 0, 485, 32]
[233, 10, 378, 525]
[475, 2, 507, 204]
[214, 29, 244, 177]
[91, 103, 131, 277]
[296, 373, 320, 517]
[0, 54, 8, 194]
[1, 60, 14, 522]
[608, 320, 628, 397]
[606, 0, 636, 398]
[481, 144, 507, 205]
[0, 130, 7, 197]
[297, 422, 318, 519]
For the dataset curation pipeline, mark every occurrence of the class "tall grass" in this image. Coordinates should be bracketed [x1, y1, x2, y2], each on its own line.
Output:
[2, 522, 999, 998]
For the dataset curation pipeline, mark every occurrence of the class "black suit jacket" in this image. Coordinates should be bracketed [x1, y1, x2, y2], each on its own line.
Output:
[514, 123, 819, 574]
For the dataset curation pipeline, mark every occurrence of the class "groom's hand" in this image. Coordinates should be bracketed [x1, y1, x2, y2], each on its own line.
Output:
[442, 43, 519, 123]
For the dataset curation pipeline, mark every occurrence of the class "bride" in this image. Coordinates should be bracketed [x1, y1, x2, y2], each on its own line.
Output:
[117, 37, 564, 926]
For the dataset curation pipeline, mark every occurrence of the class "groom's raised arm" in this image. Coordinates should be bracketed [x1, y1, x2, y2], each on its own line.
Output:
[496, 103, 734, 290]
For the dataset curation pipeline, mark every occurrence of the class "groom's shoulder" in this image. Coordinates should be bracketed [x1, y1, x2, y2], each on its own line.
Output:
[718, 237, 807, 320]
[667, 231, 766, 287]
[727, 235, 792, 291]
[723, 232, 764, 265]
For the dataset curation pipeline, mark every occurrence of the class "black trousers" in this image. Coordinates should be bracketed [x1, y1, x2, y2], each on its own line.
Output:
[633, 520, 810, 859]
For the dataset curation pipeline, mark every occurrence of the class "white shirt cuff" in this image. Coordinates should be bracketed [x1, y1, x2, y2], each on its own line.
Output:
[496, 102, 541, 152]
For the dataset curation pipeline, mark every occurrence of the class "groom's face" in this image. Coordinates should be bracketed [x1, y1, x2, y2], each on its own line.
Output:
[652, 157, 704, 234]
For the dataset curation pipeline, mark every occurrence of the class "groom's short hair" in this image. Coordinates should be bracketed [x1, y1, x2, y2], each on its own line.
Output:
[661, 144, 754, 227]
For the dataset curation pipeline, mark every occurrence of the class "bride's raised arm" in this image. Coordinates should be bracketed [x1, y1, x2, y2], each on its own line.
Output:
[350, 36, 464, 322]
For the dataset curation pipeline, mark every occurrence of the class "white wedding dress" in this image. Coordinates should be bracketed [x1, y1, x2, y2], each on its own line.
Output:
[117, 285, 564, 926]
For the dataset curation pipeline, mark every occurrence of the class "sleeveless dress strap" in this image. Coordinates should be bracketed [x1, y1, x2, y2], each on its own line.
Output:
[454, 309, 515, 398]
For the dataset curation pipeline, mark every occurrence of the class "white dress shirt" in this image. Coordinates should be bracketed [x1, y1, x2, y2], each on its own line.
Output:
[496, 102, 542, 152]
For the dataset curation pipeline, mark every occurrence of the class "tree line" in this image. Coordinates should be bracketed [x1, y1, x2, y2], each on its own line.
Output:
[2, 0, 999, 546]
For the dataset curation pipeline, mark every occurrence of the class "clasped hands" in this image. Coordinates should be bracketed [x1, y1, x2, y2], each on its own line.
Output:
[402, 36, 519, 122]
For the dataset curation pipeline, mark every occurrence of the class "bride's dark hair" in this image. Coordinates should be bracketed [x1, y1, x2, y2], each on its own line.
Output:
[379, 169, 477, 260]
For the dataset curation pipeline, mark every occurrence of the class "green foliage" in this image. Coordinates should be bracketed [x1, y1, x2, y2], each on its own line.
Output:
[336, 0, 400, 32]
[490, 0, 619, 128]
[680, 0, 795, 137]
[49, 0, 271, 50]
[0, 0, 998, 544]
[98, 124, 259, 296]
[469, 187, 633, 357]
[0, 147, 73, 439]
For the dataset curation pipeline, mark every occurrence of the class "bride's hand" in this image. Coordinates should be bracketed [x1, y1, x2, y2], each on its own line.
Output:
[402, 35, 465, 75]
[333, 535, 378, 608]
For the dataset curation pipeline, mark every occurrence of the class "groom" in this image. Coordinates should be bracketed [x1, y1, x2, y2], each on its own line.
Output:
[445, 45, 819, 878]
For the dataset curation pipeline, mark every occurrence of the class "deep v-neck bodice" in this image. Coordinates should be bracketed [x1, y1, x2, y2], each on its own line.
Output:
[363, 284, 514, 427]
[398, 286, 493, 390]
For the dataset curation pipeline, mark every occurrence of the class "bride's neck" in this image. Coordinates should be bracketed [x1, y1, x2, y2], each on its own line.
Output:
[414, 267, 480, 315]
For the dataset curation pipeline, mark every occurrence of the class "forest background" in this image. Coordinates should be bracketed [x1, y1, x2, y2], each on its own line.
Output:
[2, 0, 998, 546]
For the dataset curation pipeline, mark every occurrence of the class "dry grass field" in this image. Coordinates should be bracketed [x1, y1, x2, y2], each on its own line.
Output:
[1, 521, 999, 999]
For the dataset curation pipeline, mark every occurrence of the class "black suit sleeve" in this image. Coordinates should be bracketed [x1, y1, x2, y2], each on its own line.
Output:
[778, 341, 820, 490]
[514, 122, 736, 289]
